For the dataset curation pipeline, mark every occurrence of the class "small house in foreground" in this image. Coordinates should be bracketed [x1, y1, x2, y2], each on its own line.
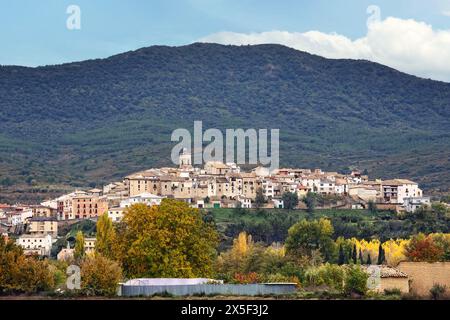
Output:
[363, 265, 410, 294]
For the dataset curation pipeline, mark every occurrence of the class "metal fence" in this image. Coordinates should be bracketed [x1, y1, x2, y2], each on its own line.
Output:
[119, 283, 297, 297]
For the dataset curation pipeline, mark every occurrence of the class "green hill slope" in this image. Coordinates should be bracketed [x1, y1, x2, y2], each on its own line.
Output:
[0, 43, 449, 202]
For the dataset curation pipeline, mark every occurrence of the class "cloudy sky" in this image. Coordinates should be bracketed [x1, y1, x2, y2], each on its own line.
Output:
[1, 0, 450, 81]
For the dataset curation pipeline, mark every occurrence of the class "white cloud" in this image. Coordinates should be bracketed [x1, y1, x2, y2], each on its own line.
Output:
[442, 10, 450, 17]
[199, 17, 450, 82]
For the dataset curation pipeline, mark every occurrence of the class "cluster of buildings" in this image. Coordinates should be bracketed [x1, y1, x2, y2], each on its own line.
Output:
[114, 151, 428, 213]
[0, 202, 96, 258]
[0, 151, 432, 257]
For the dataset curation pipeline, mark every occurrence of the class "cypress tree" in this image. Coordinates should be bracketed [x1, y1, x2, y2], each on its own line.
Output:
[377, 244, 385, 265]
[352, 244, 357, 264]
[338, 244, 345, 265]
[367, 253, 372, 265]
[349, 246, 353, 263]
[255, 188, 265, 208]
[359, 249, 364, 264]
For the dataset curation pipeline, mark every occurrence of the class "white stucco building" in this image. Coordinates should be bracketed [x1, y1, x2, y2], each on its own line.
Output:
[108, 207, 125, 222]
[16, 234, 53, 257]
[382, 179, 422, 204]
[120, 192, 163, 208]
[403, 197, 431, 213]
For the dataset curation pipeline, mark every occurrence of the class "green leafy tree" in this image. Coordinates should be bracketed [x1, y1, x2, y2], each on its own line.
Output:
[285, 218, 335, 263]
[254, 188, 266, 208]
[344, 265, 369, 296]
[303, 192, 316, 214]
[282, 192, 299, 210]
[0, 177, 13, 187]
[367, 200, 377, 213]
[432, 233, 450, 261]
[304, 264, 345, 291]
[352, 244, 357, 264]
[441, 195, 450, 204]
[431, 202, 449, 218]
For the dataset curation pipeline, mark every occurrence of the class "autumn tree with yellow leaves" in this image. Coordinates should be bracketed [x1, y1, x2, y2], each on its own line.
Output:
[96, 212, 116, 259]
[215, 232, 262, 276]
[0, 236, 54, 294]
[382, 239, 408, 265]
[215, 232, 299, 284]
[112, 199, 218, 278]
[74, 231, 85, 262]
[80, 254, 122, 296]
[341, 238, 408, 266]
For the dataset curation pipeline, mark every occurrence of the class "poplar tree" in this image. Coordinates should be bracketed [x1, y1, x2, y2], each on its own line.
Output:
[338, 244, 345, 265]
[96, 212, 115, 259]
[74, 231, 85, 261]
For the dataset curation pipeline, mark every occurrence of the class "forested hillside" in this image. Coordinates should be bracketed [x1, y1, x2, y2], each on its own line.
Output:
[1, 43, 449, 202]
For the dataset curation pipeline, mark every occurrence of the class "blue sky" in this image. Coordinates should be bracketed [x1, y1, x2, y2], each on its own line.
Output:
[1, 0, 450, 80]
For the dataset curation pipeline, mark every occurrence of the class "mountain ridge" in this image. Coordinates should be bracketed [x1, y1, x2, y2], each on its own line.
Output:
[0, 43, 449, 202]
[2, 42, 448, 84]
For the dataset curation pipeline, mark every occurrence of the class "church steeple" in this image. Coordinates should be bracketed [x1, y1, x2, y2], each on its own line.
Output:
[179, 148, 192, 169]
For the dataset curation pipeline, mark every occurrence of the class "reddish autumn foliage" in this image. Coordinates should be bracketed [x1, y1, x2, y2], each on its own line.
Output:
[233, 272, 261, 284]
[405, 234, 445, 262]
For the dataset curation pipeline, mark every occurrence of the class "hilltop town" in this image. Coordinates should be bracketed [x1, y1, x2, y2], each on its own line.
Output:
[0, 150, 432, 258]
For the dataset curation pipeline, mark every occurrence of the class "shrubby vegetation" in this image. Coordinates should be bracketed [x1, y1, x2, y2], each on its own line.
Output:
[215, 230, 373, 297]
[405, 233, 450, 262]
[344, 265, 369, 296]
[0, 237, 55, 294]
[215, 232, 300, 284]
[430, 284, 448, 300]
[80, 254, 122, 296]
[2, 200, 449, 298]
[216, 203, 450, 249]
[285, 218, 335, 264]
[303, 264, 345, 291]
